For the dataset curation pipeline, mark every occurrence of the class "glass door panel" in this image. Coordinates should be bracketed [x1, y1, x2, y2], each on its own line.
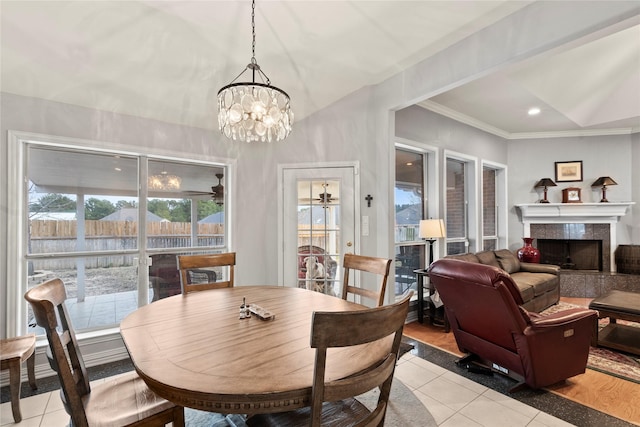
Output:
[147, 159, 225, 250]
[296, 179, 340, 295]
[26, 146, 139, 332]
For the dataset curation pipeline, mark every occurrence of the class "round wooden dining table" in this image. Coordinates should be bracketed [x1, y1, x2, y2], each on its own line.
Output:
[120, 286, 389, 414]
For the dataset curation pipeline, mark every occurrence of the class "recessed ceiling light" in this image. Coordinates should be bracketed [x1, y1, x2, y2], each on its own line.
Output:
[406, 162, 413, 166]
[114, 167, 122, 172]
[528, 107, 541, 116]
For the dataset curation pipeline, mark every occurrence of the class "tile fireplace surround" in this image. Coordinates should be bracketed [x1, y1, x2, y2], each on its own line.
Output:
[515, 203, 634, 273]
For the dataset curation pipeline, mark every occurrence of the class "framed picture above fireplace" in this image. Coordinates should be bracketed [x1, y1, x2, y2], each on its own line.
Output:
[555, 160, 583, 182]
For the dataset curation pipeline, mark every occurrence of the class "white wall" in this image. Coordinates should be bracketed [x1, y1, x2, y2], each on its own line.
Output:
[395, 106, 508, 163]
[231, 87, 385, 285]
[507, 135, 637, 250]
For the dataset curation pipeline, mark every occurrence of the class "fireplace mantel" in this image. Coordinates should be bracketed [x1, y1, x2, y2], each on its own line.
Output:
[515, 202, 634, 224]
[515, 202, 634, 272]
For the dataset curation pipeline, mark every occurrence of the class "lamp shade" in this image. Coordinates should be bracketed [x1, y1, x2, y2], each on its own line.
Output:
[535, 178, 557, 188]
[591, 176, 617, 187]
[419, 219, 446, 239]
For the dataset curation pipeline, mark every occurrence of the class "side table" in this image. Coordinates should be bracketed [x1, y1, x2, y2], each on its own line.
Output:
[414, 269, 450, 332]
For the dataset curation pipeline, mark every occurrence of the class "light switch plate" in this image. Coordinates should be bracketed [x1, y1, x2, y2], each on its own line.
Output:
[362, 215, 369, 236]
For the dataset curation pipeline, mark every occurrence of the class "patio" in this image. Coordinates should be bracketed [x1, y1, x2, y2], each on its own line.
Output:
[28, 290, 146, 335]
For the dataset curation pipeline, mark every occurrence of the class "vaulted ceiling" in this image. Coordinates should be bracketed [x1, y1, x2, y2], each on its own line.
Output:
[2, 1, 638, 139]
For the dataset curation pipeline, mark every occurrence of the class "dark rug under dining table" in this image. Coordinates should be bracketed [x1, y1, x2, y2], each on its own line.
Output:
[1, 340, 436, 427]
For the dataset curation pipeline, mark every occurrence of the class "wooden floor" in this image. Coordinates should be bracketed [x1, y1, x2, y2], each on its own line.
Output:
[403, 297, 640, 425]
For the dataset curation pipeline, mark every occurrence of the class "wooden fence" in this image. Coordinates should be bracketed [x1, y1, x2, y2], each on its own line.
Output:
[29, 220, 225, 270]
[30, 220, 223, 237]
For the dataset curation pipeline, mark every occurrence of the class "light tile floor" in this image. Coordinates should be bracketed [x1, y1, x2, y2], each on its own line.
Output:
[1, 353, 575, 427]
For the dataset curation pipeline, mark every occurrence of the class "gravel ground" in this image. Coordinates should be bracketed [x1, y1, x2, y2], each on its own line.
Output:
[29, 266, 138, 298]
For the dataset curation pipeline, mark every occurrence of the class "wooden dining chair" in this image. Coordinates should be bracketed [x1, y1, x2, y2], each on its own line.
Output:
[177, 252, 236, 294]
[247, 292, 412, 427]
[0, 334, 37, 423]
[341, 253, 392, 307]
[24, 278, 184, 427]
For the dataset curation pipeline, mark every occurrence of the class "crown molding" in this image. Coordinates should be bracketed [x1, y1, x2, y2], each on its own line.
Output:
[417, 101, 639, 140]
[417, 101, 510, 139]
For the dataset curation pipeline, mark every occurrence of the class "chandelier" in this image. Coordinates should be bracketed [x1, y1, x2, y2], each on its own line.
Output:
[148, 171, 182, 191]
[217, 0, 293, 143]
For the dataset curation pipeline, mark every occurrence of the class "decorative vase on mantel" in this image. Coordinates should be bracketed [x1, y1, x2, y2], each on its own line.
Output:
[517, 237, 541, 263]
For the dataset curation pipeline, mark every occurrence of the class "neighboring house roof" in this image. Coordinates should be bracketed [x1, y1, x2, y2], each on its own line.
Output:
[199, 211, 225, 224]
[100, 208, 165, 222]
[30, 212, 77, 220]
[297, 206, 341, 225]
[395, 205, 421, 225]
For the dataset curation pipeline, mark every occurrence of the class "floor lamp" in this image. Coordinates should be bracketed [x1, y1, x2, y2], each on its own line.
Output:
[419, 219, 447, 310]
[419, 219, 447, 266]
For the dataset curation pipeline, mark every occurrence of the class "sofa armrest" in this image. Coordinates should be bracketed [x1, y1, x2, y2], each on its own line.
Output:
[519, 262, 560, 275]
[517, 307, 597, 388]
[527, 307, 597, 329]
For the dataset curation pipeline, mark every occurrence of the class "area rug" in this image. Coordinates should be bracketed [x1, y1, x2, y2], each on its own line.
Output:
[186, 342, 429, 426]
[185, 378, 437, 427]
[541, 301, 640, 384]
[3, 355, 435, 427]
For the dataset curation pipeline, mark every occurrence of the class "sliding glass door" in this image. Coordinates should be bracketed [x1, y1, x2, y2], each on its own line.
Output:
[22, 142, 227, 335]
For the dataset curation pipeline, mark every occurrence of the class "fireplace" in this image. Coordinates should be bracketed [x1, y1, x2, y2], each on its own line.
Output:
[531, 224, 610, 271]
[536, 238, 602, 270]
[515, 202, 634, 273]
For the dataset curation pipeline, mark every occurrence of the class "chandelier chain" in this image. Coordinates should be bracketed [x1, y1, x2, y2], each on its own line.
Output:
[251, 0, 256, 61]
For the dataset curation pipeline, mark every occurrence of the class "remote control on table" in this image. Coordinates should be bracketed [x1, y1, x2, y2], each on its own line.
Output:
[248, 304, 275, 321]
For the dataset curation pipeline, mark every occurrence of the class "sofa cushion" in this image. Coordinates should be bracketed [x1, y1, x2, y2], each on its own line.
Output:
[476, 251, 500, 268]
[510, 272, 558, 296]
[495, 249, 520, 274]
[446, 253, 480, 263]
[510, 281, 535, 302]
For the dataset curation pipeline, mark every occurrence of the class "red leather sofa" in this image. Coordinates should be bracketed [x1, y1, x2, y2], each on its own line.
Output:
[428, 258, 597, 390]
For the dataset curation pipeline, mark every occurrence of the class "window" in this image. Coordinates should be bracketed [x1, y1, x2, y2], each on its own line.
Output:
[445, 154, 477, 255]
[394, 147, 426, 300]
[482, 167, 497, 251]
[482, 161, 507, 251]
[445, 158, 467, 255]
[147, 159, 225, 250]
[19, 140, 228, 336]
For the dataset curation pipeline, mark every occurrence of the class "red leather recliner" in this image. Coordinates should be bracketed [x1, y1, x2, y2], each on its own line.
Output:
[428, 259, 597, 391]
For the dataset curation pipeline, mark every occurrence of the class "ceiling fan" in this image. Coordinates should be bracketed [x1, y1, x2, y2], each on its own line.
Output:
[184, 173, 224, 205]
[299, 183, 339, 205]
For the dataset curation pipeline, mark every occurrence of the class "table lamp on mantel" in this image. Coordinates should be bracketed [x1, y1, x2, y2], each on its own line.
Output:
[591, 176, 617, 202]
[535, 178, 557, 203]
[419, 219, 447, 266]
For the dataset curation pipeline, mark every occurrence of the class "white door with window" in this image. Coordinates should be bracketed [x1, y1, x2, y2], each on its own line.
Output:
[281, 166, 357, 297]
